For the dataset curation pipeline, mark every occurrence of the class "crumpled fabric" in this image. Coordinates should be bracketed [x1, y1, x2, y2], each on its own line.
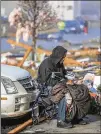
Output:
[50, 83, 67, 104]
[66, 84, 91, 119]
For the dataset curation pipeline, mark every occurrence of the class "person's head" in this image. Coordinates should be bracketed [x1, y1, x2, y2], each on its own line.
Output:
[60, 53, 67, 64]
[50, 46, 67, 65]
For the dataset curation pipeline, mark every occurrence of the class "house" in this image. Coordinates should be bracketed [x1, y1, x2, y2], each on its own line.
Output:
[1, 1, 100, 21]
[49, 1, 100, 22]
[1, 1, 18, 17]
[1, 1, 100, 30]
[49, 1, 81, 20]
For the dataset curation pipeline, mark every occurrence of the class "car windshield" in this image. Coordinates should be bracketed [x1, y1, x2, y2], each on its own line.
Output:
[66, 21, 79, 27]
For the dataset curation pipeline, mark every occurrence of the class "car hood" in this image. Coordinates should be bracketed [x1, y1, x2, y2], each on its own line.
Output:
[1, 64, 30, 81]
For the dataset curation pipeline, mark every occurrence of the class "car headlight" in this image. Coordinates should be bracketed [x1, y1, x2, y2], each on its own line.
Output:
[71, 27, 76, 30]
[1, 77, 18, 94]
[80, 25, 84, 29]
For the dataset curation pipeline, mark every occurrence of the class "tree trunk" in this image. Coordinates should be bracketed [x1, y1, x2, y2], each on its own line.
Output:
[32, 37, 37, 61]
[31, 28, 37, 62]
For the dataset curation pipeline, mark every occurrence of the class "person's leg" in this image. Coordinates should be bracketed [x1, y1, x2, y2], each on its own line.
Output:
[57, 97, 73, 128]
[57, 97, 66, 121]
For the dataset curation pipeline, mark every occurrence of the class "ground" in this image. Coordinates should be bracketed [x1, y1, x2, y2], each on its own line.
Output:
[20, 115, 101, 133]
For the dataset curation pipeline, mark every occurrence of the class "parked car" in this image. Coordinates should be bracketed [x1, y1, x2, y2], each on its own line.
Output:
[1, 64, 39, 118]
[37, 33, 63, 41]
[64, 20, 82, 34]
[75, 16, 86, 31]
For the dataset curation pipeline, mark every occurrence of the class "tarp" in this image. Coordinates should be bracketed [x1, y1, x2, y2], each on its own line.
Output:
[67, 84, 91, 119]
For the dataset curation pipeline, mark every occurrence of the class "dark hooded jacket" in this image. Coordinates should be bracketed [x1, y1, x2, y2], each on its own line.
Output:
[37, 46, 67, 87]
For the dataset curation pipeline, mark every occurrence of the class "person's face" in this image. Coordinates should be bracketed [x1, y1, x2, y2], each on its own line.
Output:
[60, 54, 66, 64]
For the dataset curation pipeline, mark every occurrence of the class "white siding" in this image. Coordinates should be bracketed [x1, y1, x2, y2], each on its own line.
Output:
[1, 1, 18, 17]
[49, 1, 80, 20]
[1, 1, 100, 21]
[74, 1, 81, 18]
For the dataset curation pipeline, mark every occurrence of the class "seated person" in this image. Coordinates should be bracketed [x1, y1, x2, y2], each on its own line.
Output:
[37, 46, 90, 128]
[37, 46, 73, 128]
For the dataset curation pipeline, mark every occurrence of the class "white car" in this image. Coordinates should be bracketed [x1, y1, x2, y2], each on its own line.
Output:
[1, 64, 39, 118]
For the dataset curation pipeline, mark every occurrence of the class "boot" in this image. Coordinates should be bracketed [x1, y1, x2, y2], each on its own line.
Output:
[57, 120, 73, 128]
[72, 118, 88, 125]
[78, 119, 88, 125]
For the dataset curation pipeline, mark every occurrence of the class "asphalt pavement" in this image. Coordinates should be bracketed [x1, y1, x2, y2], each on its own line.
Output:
[21, 115, 101, 133]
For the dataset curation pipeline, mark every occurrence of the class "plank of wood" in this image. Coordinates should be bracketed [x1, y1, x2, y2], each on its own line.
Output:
[8, 117, 46, 134]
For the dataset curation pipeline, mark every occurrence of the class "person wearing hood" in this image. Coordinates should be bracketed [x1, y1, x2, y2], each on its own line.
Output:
[37, 46, 73, 129]
[37, 46, 67, 86]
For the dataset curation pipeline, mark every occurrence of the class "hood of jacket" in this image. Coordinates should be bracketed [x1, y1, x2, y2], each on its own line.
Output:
[50, 46, 67, 65]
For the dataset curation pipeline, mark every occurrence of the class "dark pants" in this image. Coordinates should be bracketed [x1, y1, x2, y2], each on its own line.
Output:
[57, 97, 66, 121]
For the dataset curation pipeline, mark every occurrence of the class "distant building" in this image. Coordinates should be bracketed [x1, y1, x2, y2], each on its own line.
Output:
[1, 1, 100, 21]
[1, 0, 100, 29]
[49, 1, 81, 20]
[81, 1, 100, 21]
[49, 1, 100, 21]
[1, 1, 18, 17]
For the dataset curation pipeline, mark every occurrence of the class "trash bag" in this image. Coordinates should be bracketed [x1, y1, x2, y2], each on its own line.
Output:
[66, 84, 91, 120]
[50, 83, 67, 104]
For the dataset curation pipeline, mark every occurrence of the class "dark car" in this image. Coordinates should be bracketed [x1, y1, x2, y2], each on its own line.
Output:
[75, 16, 86, 31]
[64, 20, 82, 34]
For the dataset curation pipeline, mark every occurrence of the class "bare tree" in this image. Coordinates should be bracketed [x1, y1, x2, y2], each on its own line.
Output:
[9, 0, 57, 61]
